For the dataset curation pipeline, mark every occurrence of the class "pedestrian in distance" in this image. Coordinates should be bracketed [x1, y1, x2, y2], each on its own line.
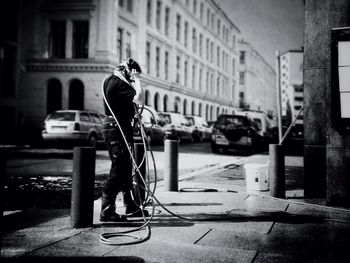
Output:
[100, 58, 148, 222]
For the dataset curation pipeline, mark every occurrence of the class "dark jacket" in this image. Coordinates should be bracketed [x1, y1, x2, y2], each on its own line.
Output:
[103, 74, 136, 138]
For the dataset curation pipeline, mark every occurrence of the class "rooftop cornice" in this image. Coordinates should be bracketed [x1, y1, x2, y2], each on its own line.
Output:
[25, 58, 115, 73]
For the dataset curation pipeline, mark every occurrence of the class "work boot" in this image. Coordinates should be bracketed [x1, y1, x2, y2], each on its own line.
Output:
[100, 194, 127, 222]
[123, 190, 150, 217]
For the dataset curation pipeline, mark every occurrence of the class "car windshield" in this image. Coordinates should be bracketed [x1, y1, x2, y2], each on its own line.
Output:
[48, 112, 75, 121]
[159, 113, 171, 124]
[252, 118, 262, 130]
[218, 115, 246, 125]
[185, 116, 194, 126]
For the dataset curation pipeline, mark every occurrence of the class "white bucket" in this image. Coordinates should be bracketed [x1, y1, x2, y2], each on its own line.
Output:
[243, 162, 269, 192]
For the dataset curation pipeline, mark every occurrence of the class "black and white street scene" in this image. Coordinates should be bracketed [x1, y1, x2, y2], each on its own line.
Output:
[1, 0, 350, 262]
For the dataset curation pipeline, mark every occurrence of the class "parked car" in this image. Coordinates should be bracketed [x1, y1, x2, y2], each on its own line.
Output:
[42, 110, 104, 148]
[210, 114, 264, 154]
[185, 115, 212, 142]
[207, 121, 216, 132]
[158, 112, 193, 142]
[137, 105, 165, 145]
[234, 110, 275, 146]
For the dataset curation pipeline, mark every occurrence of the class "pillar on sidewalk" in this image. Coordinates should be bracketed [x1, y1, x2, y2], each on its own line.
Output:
[164, 139, 179, 191]
[269, 144, 285, 198]
[71, 147, 96, 228]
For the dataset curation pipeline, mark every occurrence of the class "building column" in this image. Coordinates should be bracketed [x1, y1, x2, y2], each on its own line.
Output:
[66, 20, 73, 58]
[95, 0, 118, 60]
[304, 0, 350, 206]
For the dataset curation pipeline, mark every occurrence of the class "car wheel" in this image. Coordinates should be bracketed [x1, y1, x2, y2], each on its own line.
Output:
[88, 134, 97, 148]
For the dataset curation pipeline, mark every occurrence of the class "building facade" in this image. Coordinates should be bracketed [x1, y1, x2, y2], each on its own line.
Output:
[138, 0, 243, 120]
[1, 0, 280, 144]
[0, 0, 245, 143]
[237, 39, 277, 119]
[279, 50, 303, 126]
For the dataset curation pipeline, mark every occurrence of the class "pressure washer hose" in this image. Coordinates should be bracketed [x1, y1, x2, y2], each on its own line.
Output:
[100, 78, 195, 246]
[100, 78, 350, 246]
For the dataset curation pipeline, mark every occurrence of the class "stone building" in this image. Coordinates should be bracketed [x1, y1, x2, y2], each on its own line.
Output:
[138, 0, 242, 120]
[237, 39, 277, 118]
[304, 0, 350, 206]
[0, 0, 244, 143]
[279, 50, 303, 126]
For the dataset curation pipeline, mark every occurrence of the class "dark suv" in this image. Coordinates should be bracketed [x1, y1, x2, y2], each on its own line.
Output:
[210, 114, 263, 154]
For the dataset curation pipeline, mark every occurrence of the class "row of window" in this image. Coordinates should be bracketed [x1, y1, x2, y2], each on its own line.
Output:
[145, 40, 233, 99]
[144, 90, 231, 121]
[116, 27, 132, 63]
[49, 20, 89, 59]
[146, 0, 236, 53]
[181, 0, 234, 47]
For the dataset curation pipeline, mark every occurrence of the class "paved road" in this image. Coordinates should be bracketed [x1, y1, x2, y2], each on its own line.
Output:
[5, 142, 250, 178]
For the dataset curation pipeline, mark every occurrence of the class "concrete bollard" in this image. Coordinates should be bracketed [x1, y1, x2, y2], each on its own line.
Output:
[268, 144, 285, 198]
[71, 147, 96, 228]
[133, 142, 146, 204]
[164, 139, 179, 191]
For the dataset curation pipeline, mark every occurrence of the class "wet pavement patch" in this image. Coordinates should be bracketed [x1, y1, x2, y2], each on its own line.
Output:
[3, 175, 106, 210]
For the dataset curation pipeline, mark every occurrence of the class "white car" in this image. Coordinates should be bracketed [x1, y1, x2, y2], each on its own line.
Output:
[158, 112, 193, 142]
[42, 110, 105, 148]
[185, 115, 212, 142]
[234, 110, 274, 145]
[137, 105, 165, 145]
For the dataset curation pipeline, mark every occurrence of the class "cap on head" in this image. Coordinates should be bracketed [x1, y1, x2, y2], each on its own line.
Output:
[118, 58, 142, 74]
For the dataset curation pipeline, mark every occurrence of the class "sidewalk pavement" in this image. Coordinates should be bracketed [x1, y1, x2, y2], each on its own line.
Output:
[2, 151, 350, 262]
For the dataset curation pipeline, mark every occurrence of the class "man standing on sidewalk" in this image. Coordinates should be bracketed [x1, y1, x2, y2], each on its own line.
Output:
[100, 58, 148, 222]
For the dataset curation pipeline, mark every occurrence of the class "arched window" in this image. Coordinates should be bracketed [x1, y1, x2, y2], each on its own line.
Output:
[183, 99, 187, 115]
[154, 92, 160, 111]
[145, 90, 150, 106]
[191, 101, 195, 115]
[205, 104, 209, 120]
[198, 103, 202, 116]
[47, 78, 62, 114]
[69, 79, 84, 110]
[216, 106, 220, 119]
[174, 96, 181, 113]
[163, 95, 168, 112]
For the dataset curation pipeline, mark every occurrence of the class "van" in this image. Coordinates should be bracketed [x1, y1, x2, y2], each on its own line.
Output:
[158, 112, 193, 142]
[234, 110, 274, 145]
[185, 115, 212, 142]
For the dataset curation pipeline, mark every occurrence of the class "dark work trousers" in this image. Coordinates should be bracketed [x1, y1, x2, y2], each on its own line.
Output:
[101, 116, 134, 211]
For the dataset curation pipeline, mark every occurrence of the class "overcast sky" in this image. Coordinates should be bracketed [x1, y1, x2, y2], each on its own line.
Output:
[217, 0, 305, 68]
